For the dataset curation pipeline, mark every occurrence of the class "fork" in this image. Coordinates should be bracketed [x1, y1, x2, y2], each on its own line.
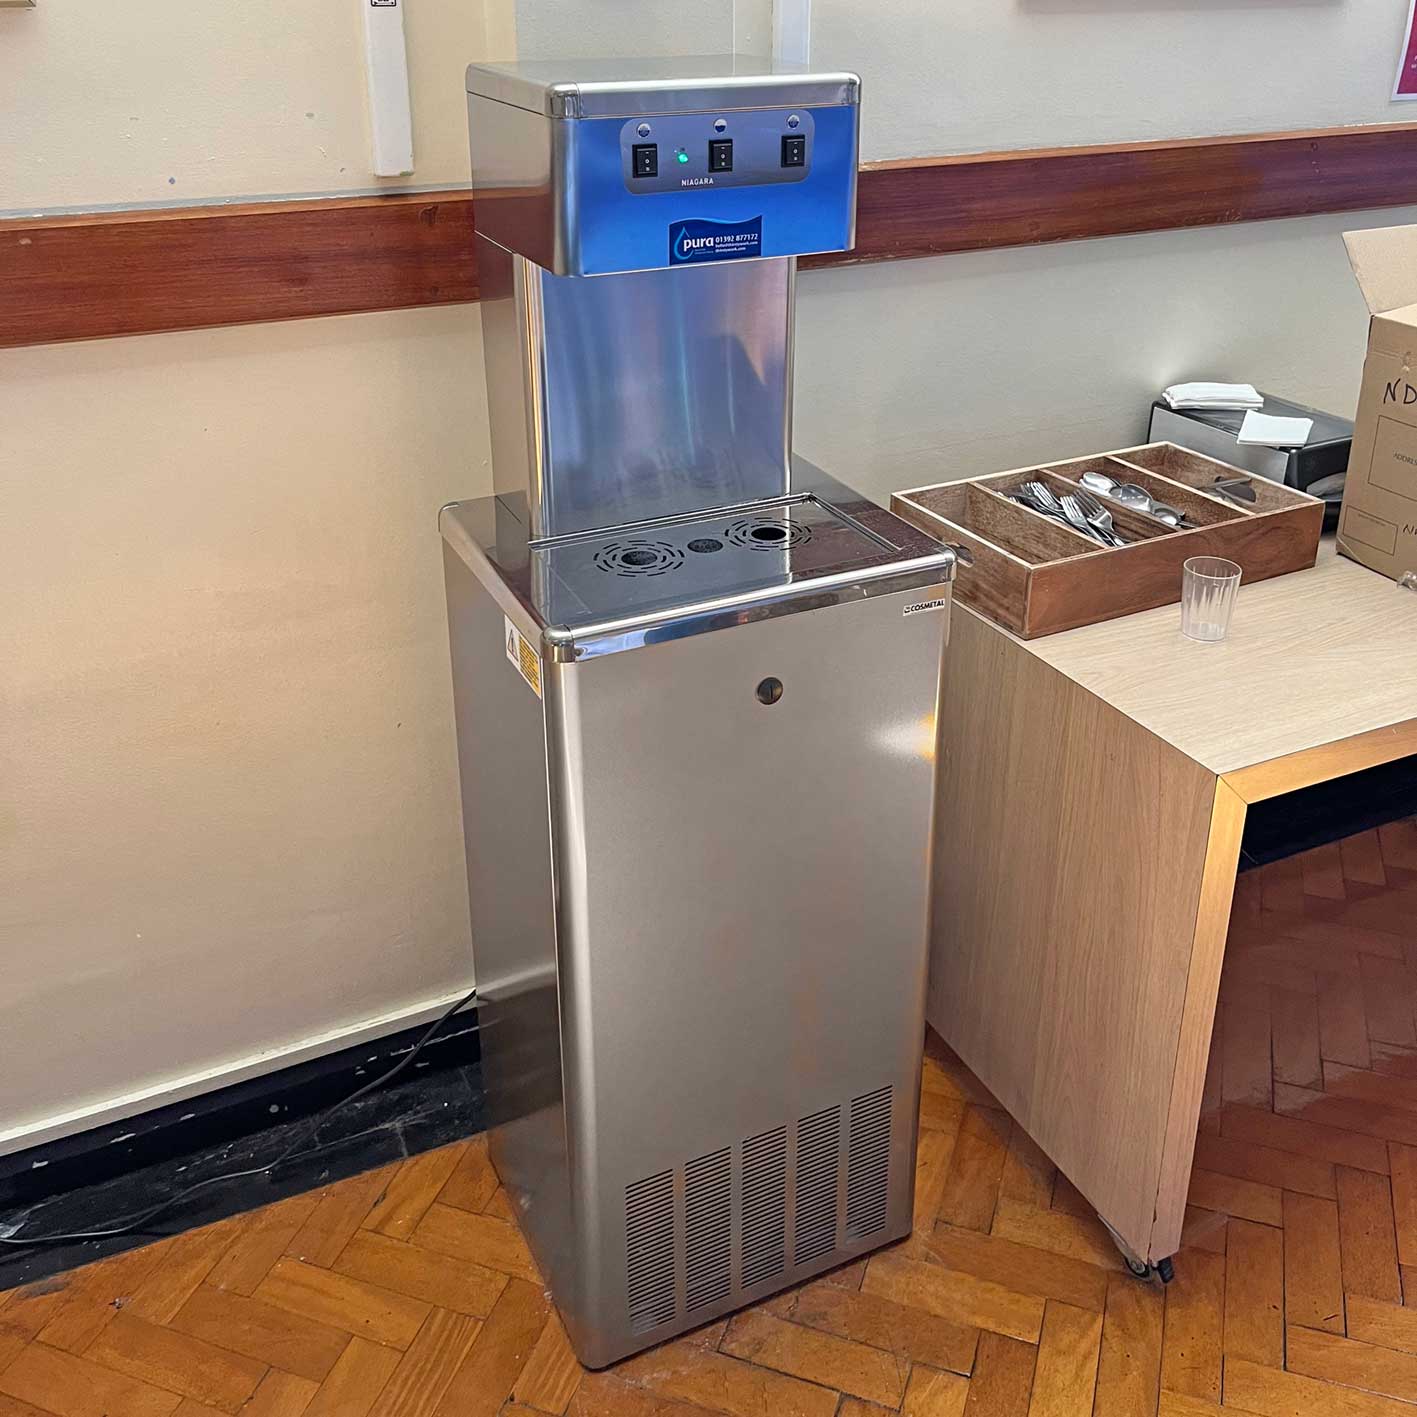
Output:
[1020, 482, 1108, 546]
[1012, 484, 1071, 526]
[1070, 487, 1128, 546]
[1058, 493, 1116, 547]
[1009, 492, 1076, 534]
[1022, 481, 1070, 519]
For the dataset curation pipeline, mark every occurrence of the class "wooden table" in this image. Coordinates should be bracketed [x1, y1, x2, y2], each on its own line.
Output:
[930, 542, 1417, 1271]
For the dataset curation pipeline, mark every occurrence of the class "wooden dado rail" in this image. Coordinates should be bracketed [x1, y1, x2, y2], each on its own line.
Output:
[4, 122, 1417, 349]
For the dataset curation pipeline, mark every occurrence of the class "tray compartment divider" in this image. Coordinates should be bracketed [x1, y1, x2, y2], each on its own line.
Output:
[1111, 443, 1322, 515]
[1103, 457, 1253, 522]
[1049, 453, 1253, 528]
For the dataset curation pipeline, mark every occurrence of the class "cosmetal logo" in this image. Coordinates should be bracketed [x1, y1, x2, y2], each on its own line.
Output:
[902, 597, 949, 616]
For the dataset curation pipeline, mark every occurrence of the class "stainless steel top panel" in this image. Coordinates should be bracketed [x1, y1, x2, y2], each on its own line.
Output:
[440, 459, 957, 660]
[465, 55, 861, 118]
[496, 252, 795, 537]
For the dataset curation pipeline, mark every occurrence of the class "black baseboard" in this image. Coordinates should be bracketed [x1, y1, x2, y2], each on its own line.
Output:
[0, 1000, 481, 1215]
[0, 1000, 485, 1292]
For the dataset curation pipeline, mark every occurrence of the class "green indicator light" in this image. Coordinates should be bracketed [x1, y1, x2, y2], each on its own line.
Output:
[676, 151, 689, 164]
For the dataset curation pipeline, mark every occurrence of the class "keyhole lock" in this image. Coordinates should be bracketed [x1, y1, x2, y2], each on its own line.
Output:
[755, 677, 783, 705]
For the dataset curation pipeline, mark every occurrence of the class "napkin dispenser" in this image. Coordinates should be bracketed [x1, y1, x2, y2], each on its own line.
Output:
[1148, 393, 1352, 493]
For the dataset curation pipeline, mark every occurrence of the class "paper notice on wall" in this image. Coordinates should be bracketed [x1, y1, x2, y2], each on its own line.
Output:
[1396, 0, 1417, 99]
[505, 616, 543, 699]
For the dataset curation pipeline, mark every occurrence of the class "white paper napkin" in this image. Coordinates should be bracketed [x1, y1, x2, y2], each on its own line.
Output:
[1236, 410, 1313, 447]
[1163, 382, 1264, 410]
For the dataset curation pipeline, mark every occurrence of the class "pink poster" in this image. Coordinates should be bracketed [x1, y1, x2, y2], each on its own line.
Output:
[1397, 0, 1417, 99]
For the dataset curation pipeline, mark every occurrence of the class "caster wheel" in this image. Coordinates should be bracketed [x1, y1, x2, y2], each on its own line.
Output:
[1102, 1216, 1173, 1284]
[1121, 1253, 1175, 1284]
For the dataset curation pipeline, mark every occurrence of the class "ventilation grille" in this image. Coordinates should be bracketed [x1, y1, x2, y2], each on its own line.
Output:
[740, 1125, 787, 1289]
[622, 1085, 895, 1335]
[684, 1148, 731, 1312]
[846, 1086, 893, 1240]
[625, 1170, 676, 1334]
[794, 1105, 842, 1266]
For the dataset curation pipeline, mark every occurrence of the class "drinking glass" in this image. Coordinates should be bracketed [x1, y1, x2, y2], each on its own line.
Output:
[1181, 557, 1242, 642]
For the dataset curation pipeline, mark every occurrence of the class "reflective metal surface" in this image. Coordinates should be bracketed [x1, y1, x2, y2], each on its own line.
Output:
[444, 547, 946, 1367]
[467, 56, 859, 275]
[479, 239, 796, 538]
[439, 458, 958, 661]
[466, 55, 860, 118]
[543, 590, 942, 1365]
[531, 498, 892, 624]
[443, 57, 952, 1369]
[441, 547, 575, 1301]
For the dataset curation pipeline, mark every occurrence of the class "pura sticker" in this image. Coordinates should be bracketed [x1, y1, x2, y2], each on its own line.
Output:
[669, 216, 762, 265]
[505, 616, 543, 698]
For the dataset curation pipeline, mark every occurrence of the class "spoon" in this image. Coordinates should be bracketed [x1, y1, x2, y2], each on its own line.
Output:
[1078, 469, 1190, 528]
[1114, 483, 1185, 526]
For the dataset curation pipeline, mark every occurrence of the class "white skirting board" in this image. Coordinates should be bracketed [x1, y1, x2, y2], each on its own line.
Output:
[0, 984, 476, 1160]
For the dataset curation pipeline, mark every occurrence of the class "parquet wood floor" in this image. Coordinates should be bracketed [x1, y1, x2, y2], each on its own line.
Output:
[4, 820, 1417, 1416]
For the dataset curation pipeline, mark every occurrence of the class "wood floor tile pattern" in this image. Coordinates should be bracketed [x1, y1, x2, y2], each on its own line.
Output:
[3, 821, 1416, 1415]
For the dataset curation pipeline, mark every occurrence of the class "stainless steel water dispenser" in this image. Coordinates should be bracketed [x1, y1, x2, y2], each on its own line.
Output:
[440, 55, 958, 1367]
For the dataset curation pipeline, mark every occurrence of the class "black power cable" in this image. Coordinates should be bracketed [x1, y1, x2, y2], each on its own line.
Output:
[0, 987, 476, 1248]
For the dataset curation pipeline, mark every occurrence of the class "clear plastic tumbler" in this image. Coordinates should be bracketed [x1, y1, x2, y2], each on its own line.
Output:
[1181, 557, 1242, 642]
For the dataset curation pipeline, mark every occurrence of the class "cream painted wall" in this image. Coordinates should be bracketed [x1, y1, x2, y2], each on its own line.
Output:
[515, 0, 742, 62]
[0, 0, 765, 214]
[0, 0, 510, 212]
[510, 0, 774, 62]
[2, 0, 1411, 1154]
[14, 0, 1405, 215]
[794, 207, 1414, 502]
[813, 0, 1415, 161]
[0, 309, 490, 1150]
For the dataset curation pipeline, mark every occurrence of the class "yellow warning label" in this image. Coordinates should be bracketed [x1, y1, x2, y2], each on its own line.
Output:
[504, 615, 542, 698]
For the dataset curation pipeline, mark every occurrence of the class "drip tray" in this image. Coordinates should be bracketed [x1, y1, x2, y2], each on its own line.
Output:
[531, 497, 899, 626]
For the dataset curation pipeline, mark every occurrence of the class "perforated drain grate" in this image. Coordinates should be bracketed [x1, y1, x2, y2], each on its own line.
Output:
[593, 540, 686, 577]
[723, 517, 812, 550]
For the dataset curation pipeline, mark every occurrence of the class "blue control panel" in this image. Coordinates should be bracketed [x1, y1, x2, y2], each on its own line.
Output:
[556, 103, 856, 274]
[619, 110, 816, 194]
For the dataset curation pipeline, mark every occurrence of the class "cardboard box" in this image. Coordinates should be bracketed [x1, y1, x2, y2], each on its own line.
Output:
[1341, 224, 1417, 581]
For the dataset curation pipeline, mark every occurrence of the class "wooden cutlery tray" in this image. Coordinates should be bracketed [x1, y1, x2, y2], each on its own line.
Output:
[891, 443, 1324, 639]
